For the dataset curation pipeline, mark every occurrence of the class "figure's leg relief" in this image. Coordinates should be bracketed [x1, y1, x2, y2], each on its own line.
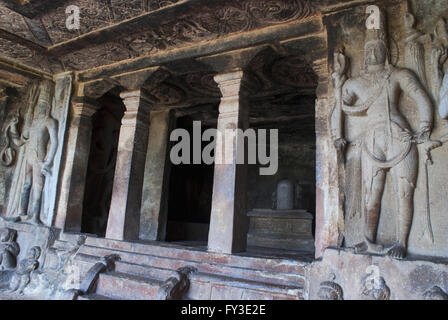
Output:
[19, 163, 33, 217]
[388, 147, 418, 259]
[397, 176, 415, 247]
[18, 275, 30, 294]
[364, 168, 387, 244]
[29, 164, 45, 224]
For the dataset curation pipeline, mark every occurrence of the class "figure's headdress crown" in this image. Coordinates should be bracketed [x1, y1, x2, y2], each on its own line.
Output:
[37, 80, 53, 105]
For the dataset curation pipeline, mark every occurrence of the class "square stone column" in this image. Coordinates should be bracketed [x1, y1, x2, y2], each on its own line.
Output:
[208, 71, 249, 254]
[139, 109, 175, 241]
[55, 97, 99, 231]
[105, 90, 151, 241]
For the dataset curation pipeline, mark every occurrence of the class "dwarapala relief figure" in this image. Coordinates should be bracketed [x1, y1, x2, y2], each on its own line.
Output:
[331, 8, 442, 259]
[0, 80, 58, 225]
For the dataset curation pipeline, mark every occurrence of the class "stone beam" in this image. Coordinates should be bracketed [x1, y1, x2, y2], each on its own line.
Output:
[0, 55, 52, 80]
[0, 27, 47, 54]
[112, 67, 160, 91]
[197, 46, 269, 74]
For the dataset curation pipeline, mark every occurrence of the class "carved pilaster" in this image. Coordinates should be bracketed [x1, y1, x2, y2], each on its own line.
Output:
[55, 97, 100, 231]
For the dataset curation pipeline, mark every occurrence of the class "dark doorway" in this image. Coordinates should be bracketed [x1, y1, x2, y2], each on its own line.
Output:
[165, 115, 215, 243]
[81, 91, 125, 237]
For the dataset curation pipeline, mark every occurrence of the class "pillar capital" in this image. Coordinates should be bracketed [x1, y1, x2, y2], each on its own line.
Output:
[214, 71, 250, 117]
[214, 70, 250, 98]
[71, 96, 100, 118]
[119, 89, 151, 128]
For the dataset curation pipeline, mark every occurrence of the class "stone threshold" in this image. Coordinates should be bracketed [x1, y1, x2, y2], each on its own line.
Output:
[69, 234, 313, 274]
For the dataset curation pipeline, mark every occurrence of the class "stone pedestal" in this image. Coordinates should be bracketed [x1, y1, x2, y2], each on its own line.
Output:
[105, 90, 151, 241]
[139, 109, 174, 241]
[56, 97, 99, 232]
[247, 209, 314, 251]
[208, 71, 249, 254]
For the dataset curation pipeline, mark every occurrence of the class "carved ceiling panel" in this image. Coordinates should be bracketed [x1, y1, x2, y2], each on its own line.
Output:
[0, 0, 320, 72]
[0, 6, 37, 41]
[40, 0, 111, 44]
[0, 38, 63, 74]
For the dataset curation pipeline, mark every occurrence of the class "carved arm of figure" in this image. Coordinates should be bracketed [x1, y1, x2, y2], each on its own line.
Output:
[41, 119, 58, 176]
[331, 49, 348, 152]
[398, 69, 434, 142]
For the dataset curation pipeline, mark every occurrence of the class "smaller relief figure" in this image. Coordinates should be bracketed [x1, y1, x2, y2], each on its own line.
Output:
[402, 5, 430, 87]
[6, 246, 41, 295]
[1, 81, 58, 225]
[431, 18, 448, 130]
[0, 228, 19, 270]
[431, 19, 448, 133]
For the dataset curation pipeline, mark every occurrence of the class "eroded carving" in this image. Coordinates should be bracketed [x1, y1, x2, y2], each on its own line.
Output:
[424, 286, 448, 300]
[331, 8, 435, 259]
[6, 246, 41, 295]
[157, 266, 197, 300]
[70, 254, 120, 300]
[318, 275, 344, 300]
[0, 228, 19, 270]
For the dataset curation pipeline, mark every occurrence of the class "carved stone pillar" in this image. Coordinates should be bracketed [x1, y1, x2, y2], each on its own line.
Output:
[139, 109, 175, 241]
[55, 97, 99, 231]
[105, 90, 151, 241]
[208, 71, 249, 254]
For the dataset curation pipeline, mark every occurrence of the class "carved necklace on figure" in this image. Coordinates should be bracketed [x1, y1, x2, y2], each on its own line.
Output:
[360, 65, 393, 89]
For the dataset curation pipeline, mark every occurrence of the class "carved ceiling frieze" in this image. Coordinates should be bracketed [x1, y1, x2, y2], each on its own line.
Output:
[59, 41, 135, 70]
